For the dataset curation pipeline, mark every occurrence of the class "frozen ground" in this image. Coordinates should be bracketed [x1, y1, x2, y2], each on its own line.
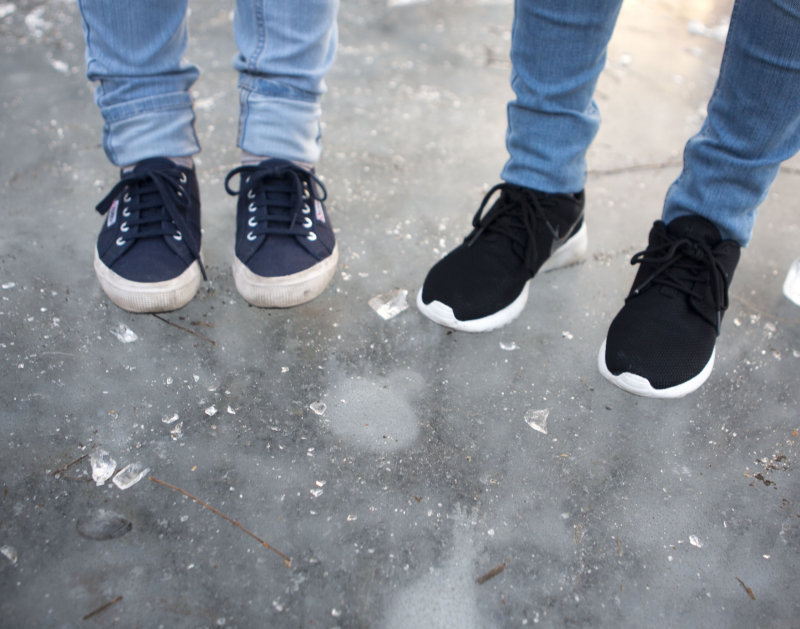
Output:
[1, 0, 799, 627]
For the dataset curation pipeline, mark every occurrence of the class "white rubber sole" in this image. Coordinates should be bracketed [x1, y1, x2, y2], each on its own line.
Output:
[94, 249, 202, 313]
[597, 339, 715, 399]
[416, 222, 587, 332]
[233, 243, 339, 308]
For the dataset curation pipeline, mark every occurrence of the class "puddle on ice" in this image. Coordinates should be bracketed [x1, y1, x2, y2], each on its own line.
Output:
[524, 408, 550, 435]
[112, 463, 150, 490]
[369, 288, 409, 320]
[76, 509, 132, 540]
[110, 323, 138, 344]
[89, 450, 117, 486]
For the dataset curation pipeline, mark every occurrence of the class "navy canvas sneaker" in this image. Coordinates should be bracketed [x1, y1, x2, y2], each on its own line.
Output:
[599, 215, 740, 398]
[417, 183, 586, 332]
[224, 159, 338, 307]
[94, 158, 205, 313]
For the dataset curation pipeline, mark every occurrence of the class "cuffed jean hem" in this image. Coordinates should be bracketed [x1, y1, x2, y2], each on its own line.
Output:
[101, 93, 200, 166]
[237, 88, 323, 164]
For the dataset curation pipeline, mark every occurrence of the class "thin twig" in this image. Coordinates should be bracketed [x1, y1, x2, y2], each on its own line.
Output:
[151, 314, 216, 346]
[476, 562, 507, 585]
[52, 453, 89, 478]
[735, 576, 756, 600]
[83, 595, 123, 620]
[148, 476, 291, 568]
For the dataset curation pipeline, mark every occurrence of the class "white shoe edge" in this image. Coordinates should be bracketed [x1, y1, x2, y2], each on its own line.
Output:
[416, 223, 588, 332]
[94, 249, 202, 313]
[233, 244, 339, 308]
[597, 339, 715, 399]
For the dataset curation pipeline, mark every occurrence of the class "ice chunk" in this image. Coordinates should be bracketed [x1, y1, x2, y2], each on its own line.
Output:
[170, 422, 183, 441]
[1, 545, 18, 565]
[499, 341, 519, 351]
[89, 450, 117, 486]
[112, 463, 150, 490]
[524, 408, 549, 435]
[369, 289, 409, 320]
[783, 258, 800, 307]
[162, 413, 180, 424]
[309, 401, 327, 416]
[204, 405, 218, 417]
[110, 323, 138, 344]
[689, 535, 703, 548]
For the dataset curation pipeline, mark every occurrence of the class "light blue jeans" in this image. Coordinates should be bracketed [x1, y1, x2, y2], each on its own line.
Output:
[78, 0, 339, 167]
[501, 0, 800, 246]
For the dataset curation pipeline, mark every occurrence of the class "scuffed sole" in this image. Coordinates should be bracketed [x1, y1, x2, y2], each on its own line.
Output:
[94, 249, 202, 313]
[597, 339, 714, 399]
[233, 244, 339, 308]
[416, 223, 587, 332]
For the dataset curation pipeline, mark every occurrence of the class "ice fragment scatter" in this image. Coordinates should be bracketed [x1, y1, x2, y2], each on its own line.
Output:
[369, 288, 409, 320]
[783, 257, 800, 306]
[524, 408, 549, 435]
[309, 401, 327, 416]
[112, 463, 150, 490]
[1, 545, 18, 566]
[89, 450, 117, 486]
[170, 422, 184, 440]
[76, 509, 132, 540]
[110, 323, 138, 344]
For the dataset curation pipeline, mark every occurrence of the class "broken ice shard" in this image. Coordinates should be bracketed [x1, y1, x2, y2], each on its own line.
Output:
[369, 289, 409, 320]
[112, 462, 150, 490]
[110, 323, 138, 343]
[524, 408, 549, 435]
[783, 258, 800, 307]
[90, 449, 117, 486]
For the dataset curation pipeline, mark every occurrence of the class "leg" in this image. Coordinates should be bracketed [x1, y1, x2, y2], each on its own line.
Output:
[226, 0, 340, 307]
[417, 0, 623, 331]
[233, 0, 339, 164]
[78, 0, 200, 166]
[601, 0, 800, 397]
[79, 0, 203, 312]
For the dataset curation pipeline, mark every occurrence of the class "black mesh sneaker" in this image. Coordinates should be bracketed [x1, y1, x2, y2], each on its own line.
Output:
[94, 158, 205, 313]
[224, 159, 338, 307]
[599, 215, 740, 398]
[417, 183, 586, 332]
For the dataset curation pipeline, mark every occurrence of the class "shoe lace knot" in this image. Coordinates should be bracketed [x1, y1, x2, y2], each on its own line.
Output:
[224, 159, 327, 242]
[95, 164, 206, 280]
[630, 232, 730, 333]
[466, 183, 562, 274]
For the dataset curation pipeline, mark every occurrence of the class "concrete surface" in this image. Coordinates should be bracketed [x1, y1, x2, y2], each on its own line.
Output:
[1, 0, 799, 627]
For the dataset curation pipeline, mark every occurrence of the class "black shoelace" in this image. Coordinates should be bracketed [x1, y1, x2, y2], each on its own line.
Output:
[224, 159, 327, 242]
[96, 165, 206, 279]
[466, 183, 562, 274]
[629, 232, 730, 333]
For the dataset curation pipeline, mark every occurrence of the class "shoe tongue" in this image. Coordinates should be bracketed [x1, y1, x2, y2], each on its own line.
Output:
[666, 215, 721, 246]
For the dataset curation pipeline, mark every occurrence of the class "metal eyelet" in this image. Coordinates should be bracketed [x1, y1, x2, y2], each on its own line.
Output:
[302, 217, 313, 229]
[122, 207, 131, 217]
[248, 216, 258, 228]
[173, 230, 183, 241]
[248, 202, 257, 213]
[179, 172, 187, 184]
[120, 222, 129, 233]
[306, 232, 317, 242]
[247, 189, 255, 199]
[123, 193, 131, 203]
[247, 231, 256, 241]
[302, 203, 311, 215]
[116, 237, 126, 246]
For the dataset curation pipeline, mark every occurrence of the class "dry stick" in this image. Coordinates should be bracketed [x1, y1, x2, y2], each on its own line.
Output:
[52, 453, 89, 477]
[735, 577, 756, 600]
[148, 476, 291, 568]
[83, 595, 123, 621]
[150, 314, 216, 346]
[476, 562, 507, 585]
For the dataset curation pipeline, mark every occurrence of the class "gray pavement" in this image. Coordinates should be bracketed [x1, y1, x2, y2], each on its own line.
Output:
[1, 0, 799, 627]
